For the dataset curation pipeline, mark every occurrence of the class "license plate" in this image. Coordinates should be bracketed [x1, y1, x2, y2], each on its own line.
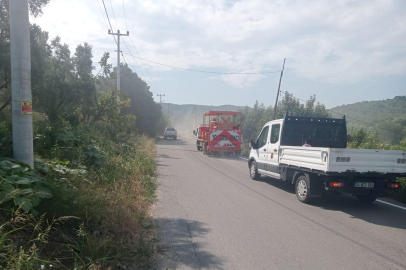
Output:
[354, 182, 374, 188]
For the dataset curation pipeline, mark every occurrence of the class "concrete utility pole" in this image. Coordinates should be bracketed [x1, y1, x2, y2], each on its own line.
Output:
[10, 0, 34, 168]
[273, 58, 286, 120]
[157, 94, 165, 104]
[108, 30, 129, 112]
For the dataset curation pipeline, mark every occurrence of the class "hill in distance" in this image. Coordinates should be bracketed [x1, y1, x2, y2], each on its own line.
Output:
[329, 96, 406, 143]
[164, 96, 406, 143]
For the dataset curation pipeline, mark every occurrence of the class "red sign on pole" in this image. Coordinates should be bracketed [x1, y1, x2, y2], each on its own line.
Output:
[21, 101, 32, 115]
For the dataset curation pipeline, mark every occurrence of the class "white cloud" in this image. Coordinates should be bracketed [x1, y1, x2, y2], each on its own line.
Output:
[32, 0, 406, 87]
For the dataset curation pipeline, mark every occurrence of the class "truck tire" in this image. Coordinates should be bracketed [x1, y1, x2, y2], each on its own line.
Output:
[356, 194, 377, 203]
[249, 161, 260, 180]
[296, 175, 311, 203]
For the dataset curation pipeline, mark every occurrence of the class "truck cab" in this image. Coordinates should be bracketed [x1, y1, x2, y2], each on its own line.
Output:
[193, 126, 206, 151]
[248, 115, 405, 203]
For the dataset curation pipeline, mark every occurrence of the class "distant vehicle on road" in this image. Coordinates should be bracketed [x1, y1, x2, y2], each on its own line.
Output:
[197, 111, 242, 155]
[164, 127, 177, 140]
[248, 114, 405, 203]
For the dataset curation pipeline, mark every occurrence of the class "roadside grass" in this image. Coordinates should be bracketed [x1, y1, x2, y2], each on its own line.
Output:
[0, 120, 158, 269]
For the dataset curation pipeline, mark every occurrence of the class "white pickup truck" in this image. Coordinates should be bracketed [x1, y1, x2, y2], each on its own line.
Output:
[248, 115, 406, 203]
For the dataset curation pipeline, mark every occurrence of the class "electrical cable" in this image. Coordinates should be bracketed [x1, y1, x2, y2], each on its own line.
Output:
[121, 51, 281, 75]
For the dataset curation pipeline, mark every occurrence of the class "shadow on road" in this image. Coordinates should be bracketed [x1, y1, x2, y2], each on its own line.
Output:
[255, 176, 406, 230]
[314, 195, 406, 230]
[207, 153, 243, 160]
[159, 153, 180, 159]
[155, 218, 224, 269]
[257, 176, 295, 194]
[156, 137, 188, 146]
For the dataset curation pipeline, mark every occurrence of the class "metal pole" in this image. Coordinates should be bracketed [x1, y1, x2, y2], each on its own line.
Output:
[157, 94, 165, 104]
[117, 31, 120, 108]
[108, 30, 129, 113]
[10, 0, 34, 168]
[273, 58, 286, 120]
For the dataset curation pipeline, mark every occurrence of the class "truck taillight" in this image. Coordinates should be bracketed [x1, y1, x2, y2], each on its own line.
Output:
[329, 182, 345, 188]
[387, 183, 401, 189]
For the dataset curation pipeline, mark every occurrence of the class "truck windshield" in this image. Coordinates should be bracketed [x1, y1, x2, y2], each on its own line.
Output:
[281, 118, 347, 148]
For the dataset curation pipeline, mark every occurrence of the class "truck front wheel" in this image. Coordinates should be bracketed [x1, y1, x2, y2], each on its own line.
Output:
[249, 161, 260, 180]
[296, 175, 311, 203]
[356, 194, 377, 203]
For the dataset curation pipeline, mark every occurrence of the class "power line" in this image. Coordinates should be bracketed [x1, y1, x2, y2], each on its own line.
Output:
[100, 0, 117, 44]
[97, 0, 110, 31]
[279, 90, 405, 136]
[121, 0, 129, 31]
[117, 2, 162, 94]
[122, 39, 160, 89]
[99, 0, 129, 68]
[120, 2, 165, 95]
[120, 51, 281, 75]
[108, 0, 119, 31]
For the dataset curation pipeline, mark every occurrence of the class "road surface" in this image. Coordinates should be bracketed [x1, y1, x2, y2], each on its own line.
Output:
[154, 134, 406, 270]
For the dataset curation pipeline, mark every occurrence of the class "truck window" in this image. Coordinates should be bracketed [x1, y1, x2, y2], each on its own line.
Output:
[270, 124, 280, 144]
[256, 126, 269, 148]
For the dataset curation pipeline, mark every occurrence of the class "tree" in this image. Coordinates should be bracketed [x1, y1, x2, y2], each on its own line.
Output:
[0, 0, 50, 112]
[240, 92, 331, 142]
[120, 64, 164, 136]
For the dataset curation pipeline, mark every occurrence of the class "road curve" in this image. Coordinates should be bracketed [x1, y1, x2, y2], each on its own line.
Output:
[154, 134, 406, 270]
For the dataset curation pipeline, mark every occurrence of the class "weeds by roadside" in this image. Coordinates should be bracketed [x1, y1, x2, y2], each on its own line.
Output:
[0, 119, 158, 269]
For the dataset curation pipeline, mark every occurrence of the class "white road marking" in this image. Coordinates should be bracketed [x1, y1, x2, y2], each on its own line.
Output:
[376, 199, 406, 211]
[239, 157, 248, 161]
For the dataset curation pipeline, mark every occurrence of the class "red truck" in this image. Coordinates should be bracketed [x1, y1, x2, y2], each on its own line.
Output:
[197, 111, 242, 155]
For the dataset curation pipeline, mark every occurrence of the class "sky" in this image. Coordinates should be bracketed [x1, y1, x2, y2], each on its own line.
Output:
[31, 0, 406, 108]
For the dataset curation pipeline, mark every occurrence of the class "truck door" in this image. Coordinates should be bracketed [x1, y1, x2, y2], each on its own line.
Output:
[254, 125, 269, 171]
[266, 123, 281, 176]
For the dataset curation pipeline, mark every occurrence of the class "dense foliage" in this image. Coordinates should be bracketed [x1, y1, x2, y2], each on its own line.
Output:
[330, 96, 406, 144]
[239, 92, 331, 143]
[0, 0, 163, 268]
[0, 0, 166, 136]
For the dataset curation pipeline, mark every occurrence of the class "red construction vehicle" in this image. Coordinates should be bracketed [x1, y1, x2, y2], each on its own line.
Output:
[199, 111, 242, 155]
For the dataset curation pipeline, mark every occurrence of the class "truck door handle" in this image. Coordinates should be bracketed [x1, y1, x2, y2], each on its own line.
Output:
[274, 149, 277, 152]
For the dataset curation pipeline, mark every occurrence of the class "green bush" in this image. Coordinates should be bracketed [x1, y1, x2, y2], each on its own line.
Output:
[0, 159, 52, 215]
[0, 121, 12, 158]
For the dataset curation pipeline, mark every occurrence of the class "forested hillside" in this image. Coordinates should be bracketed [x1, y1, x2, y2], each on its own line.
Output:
[329, 96, 406, 144]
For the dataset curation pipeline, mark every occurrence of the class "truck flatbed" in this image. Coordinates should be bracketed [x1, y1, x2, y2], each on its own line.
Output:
[279, 146, 406, 174]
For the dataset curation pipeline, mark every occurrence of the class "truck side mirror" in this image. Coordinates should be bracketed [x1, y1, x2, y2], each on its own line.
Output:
[250, 138, 256, 149]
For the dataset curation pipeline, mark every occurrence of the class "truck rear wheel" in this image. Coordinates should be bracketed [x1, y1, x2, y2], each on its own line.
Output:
[356, 194, 377, 203]
[296, 175, 311, 203]
[249, 161, 260, 180]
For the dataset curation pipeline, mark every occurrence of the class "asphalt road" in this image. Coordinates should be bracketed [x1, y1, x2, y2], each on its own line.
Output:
[154, 134, 406, 270]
